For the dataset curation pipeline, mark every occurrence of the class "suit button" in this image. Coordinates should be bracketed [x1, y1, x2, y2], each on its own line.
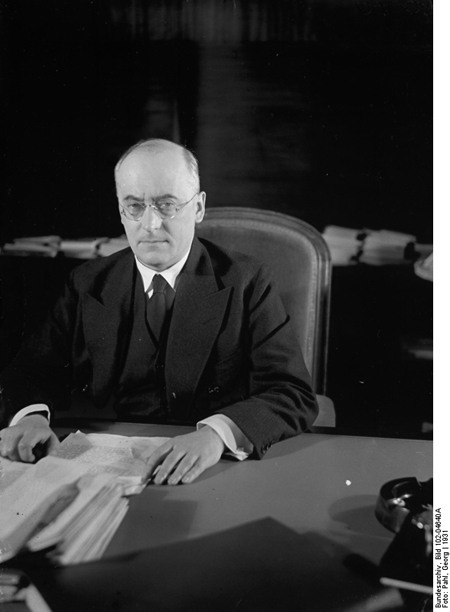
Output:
[208, 386, 220, 395]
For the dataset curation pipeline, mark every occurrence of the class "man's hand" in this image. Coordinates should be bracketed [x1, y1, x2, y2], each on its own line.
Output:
[0, 415, 60, 463]
[144, 426, 225, 485]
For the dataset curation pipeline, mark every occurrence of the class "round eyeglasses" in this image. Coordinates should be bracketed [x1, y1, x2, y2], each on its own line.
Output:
[120, 192, 199, 222]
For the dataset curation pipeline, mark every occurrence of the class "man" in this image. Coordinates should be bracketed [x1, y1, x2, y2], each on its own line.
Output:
[0, 139, 318, 484]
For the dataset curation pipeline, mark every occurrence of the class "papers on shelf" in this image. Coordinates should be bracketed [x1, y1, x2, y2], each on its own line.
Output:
[1, 235, 128, 258]
[322, 226, 363, 266]
[359, 229, 416, 266]
[1, 236, 60, 257]
[0, 432, 169, 566]
[322, 225, 431, 267]
[59, 237, 109, 259]
[97, 236, 129, 257]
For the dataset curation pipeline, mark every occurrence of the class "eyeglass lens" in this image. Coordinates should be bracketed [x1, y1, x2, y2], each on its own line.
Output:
[124, 202, 176, 220]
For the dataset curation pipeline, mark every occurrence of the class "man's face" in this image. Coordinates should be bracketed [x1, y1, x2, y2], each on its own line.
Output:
[116, 146, 205, 271]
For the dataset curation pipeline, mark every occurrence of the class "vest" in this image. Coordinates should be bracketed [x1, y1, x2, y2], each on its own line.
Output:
[112, 272, 171, 420]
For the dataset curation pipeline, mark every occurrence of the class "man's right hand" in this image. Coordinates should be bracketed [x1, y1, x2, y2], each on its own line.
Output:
[0, 415, 60, 463]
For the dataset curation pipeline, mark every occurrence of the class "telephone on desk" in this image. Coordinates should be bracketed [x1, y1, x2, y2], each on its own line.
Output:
[375, 477, 433, 609]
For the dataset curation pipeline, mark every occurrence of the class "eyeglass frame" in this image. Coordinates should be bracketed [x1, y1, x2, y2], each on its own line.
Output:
[120, 191, 200, 222]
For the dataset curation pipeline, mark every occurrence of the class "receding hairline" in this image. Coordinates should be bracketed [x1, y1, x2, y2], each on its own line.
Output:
[114, 138, 200, 190]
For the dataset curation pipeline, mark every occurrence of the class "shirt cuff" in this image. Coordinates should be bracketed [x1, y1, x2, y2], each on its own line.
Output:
[9, 404, 51, 427]
[197, 414, 253, 461]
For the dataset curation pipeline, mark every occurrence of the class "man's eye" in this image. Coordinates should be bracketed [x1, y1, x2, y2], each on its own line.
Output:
[128, 203, 144, 212]
[157, 201, 174, 210]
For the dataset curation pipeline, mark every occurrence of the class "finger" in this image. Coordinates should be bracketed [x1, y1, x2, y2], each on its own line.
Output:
[47, 432, 61, 454]
[17, 429, 53, 463]
[181, 458, 210, 484]
[144, 443, 174, 480]
[153, 449, 188, 485]
[17, 436, 39, 463]
[0, 431, 22, 461]
[33, 432, 60, 461]
[167, 453, 200, 485]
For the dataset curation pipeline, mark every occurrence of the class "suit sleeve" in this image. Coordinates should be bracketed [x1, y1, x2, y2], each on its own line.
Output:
[0, 274, 81, 425]
[216, 263, 319, 458]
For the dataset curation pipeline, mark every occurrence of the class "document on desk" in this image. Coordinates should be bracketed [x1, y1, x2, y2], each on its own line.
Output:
[0, 456, 95, 563]
[0, 456, 32, 494]
[0, 456, 130, 565]
[0, 432, 169, 566]
[52, 431, 170, 495]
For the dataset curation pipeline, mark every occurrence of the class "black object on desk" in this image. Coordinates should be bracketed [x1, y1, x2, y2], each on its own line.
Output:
[375, 477, 433, 599]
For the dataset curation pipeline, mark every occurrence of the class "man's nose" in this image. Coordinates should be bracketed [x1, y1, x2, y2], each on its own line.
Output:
[142, 205, 162, 231]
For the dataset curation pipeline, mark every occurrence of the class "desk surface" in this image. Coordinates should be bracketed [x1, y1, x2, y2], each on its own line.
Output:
[26, 424, 432, 612]
[56, 422, 432, 565]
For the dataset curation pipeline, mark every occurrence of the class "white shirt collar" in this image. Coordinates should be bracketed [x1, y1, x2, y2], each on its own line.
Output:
[135, 249, 191, 294]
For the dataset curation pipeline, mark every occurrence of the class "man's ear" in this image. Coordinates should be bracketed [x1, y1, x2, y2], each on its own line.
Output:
[195, 192, 206, 224]
[119, 205, 125, 226]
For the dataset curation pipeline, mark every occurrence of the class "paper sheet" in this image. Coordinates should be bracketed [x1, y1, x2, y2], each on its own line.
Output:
[52, 431, 170, 494]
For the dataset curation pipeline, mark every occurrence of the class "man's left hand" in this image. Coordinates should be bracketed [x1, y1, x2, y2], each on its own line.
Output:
[144, 427, 225, 485]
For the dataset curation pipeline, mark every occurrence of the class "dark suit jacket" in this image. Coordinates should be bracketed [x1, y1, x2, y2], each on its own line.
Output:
[0, 237, 318, 458]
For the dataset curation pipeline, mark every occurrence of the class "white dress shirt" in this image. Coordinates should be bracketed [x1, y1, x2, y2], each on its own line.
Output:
[10, 246, 253, 460]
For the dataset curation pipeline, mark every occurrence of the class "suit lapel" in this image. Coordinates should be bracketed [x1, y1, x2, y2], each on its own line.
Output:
[81, 241, 231, 405]
[82, 249, 136, 399]
[165, 239, 232, 401]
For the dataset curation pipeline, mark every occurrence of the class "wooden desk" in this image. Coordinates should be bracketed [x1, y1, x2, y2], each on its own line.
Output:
[21, 423, 432, 612]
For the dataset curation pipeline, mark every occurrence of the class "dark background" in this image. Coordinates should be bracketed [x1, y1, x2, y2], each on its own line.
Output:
[0, 0, 433, 435]
[1, 0, 432, 242]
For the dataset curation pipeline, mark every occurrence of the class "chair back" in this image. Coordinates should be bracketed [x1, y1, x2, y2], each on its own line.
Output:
[196, 207, 331, 394]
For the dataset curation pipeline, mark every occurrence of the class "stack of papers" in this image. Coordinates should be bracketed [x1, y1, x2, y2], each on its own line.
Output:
[1, 235, 60, 257]
[322, 226, 364, 266]
[0, 456, 100, 564]
[28, 471, 128, 565]
[97, 235, 129, 257]
[51, 431, 169, 495]
[0, 432, 169, 565]
[359, 229, 416, 266]
[322, 226, 427, 267]
[59, 237, 109, 259]
[1, 235, 129, 259]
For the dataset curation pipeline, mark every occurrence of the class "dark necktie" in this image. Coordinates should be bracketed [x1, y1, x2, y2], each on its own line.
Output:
[146, 275, 174, 341]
